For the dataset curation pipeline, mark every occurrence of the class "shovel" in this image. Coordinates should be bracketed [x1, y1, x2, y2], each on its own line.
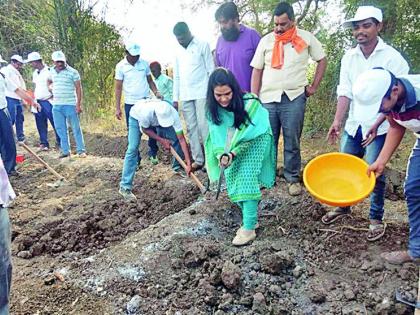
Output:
[396, 269, 420, 311]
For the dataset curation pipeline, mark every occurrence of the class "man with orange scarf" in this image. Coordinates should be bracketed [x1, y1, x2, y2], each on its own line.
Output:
[250, 2, 327, 196]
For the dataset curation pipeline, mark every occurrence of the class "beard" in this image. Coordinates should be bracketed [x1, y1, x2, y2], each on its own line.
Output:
[221, 27, 240, 41]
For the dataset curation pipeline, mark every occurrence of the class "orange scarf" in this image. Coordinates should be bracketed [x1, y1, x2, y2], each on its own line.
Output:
[271, 26, 308, 69]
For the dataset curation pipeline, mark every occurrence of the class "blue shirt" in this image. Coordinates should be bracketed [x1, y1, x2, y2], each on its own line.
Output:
[115, 58, 151, 104]
[50, 65, 81, 106]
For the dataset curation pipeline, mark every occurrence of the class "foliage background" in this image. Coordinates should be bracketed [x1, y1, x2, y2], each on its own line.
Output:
[0, 0, 418, 134]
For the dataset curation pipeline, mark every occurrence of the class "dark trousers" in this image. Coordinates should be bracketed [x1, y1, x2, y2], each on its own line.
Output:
[6, 97, 24, 141]
[264, 92, 306, 183]
[0, 109, 16, 174]
[34, 100, 60, 148]
[124, 103, 158, 159]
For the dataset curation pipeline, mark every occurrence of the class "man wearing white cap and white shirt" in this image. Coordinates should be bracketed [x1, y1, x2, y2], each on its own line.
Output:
[323, 6, 410, 242]
[26, 52, 60, 151]
[350, 68, 420, 264]
[119, 99, 192, 200]
[48, 50, 86, 158]
[115, 42, 162, 166]
[0, 54, 33, 143]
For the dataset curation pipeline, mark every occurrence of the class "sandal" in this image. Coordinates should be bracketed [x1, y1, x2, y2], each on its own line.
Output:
[321, 208, 351, 225]
[367, 222, 387, 242]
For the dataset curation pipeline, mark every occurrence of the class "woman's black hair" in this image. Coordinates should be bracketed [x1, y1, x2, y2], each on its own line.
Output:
[206, 67, 254, 129]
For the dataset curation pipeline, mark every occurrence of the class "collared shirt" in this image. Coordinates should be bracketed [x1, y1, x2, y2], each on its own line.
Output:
[33, 65, 52, 100]
[390, 75, 420, 137]
[215, 24, 261, 92]
[130, 100, 183, 135]
[0, 64, 26, 100]
[250, 28, 325, 103]
[115, 57, 151, 104]
[173, 37, 215, 102]
[154, 74, 173, 103]
[337, 37, 409, 137]
[50, 65, 81, 106]
[0, 159, 15, 207]
[0, 74, 7, 110]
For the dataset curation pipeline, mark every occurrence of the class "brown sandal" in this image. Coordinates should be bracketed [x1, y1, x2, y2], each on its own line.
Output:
[321, 208, 351, 225]
[367, 222, 387, 242]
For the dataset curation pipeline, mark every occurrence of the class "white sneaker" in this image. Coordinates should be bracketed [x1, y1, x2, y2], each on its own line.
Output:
[119, 188, 137, 201]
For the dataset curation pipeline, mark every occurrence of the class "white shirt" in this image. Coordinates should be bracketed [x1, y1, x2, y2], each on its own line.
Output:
[0, 74, 7, 110]
[0, 64, 26, 100]
[33, 65, 52, 100]
[337, 38, 409, 137]
[130, 100, 183, 134]
[115, 58, 151, 104]
[0, 159, 15, 207]
[173, 37, 215, 102]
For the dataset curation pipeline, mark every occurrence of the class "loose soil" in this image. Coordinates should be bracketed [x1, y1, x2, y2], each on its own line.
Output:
[7, 116, 418, 315]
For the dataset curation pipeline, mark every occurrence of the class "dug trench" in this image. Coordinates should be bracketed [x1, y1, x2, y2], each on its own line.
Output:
[8, 130, 417, 315]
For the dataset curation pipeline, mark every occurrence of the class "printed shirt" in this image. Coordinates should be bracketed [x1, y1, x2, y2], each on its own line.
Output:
[33, 65, 52, 100]
[130, 100, 183, 135]
[154, 74, 173, 103]
[173, 37, 215, 102]
[390, 75, 420, 138]
[0, 74, 7, 110]
[0, 159, 16, 207]
[250, 28, 326, 103]
[215, 24, 261, 92]
[0, 64, 26, 100]
[337, 38, 409, 137]
[115, 58, 151, 104]
[50, 65, 81, 106]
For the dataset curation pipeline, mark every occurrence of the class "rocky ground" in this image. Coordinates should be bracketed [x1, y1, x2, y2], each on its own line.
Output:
[7, 121, 418, 315]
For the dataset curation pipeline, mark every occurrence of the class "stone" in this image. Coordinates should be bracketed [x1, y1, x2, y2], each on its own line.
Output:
[259, 251, 294, 275]
[126, 295, 141, 314]
[221, 261, 241, 290]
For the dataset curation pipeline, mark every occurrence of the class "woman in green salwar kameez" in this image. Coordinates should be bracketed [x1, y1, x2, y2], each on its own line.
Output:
[205, 68, 276, 246]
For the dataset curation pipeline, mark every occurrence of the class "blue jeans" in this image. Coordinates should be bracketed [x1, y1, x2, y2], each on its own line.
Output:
[0, 207, 12, 315]
[264, 93, 306, 183]
[34, 100, 60, 148]
[120, 117, 183, 190]
[124, 103, 158, 159]
[52, 105, 85, 155]
[0, 109, 16, 175]
[406, 139, 420, 258]
[6, 97, 24, 141]
[340, 127, 386, 221]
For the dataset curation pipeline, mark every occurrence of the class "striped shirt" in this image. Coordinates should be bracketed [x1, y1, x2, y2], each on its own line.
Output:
[50, 65, 81, 106]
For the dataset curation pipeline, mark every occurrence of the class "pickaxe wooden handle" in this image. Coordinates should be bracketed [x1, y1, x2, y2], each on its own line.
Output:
[20, 143, 66, 181]
[170, 146, 205, 193]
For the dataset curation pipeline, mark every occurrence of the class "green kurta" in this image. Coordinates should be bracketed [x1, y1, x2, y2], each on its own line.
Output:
[205, 94, 276, 202]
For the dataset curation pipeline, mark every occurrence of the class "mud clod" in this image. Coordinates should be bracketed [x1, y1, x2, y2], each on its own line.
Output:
[221, 261, 241, 290]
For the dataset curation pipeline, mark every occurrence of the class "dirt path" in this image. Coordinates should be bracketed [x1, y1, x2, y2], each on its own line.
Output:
[7, 116, 417, 314]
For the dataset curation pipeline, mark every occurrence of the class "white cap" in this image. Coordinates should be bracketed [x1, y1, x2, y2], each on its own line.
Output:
[352, 69, 392, 122]
[0, 55, 6, 63]
[342, 6, 383, 28]
[11, 54, 24, 63]
[125, 42, 141, 56]
[51, 50, 66, 62]
[155, 101, 174, 127]
[26, 52, 42, 63]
